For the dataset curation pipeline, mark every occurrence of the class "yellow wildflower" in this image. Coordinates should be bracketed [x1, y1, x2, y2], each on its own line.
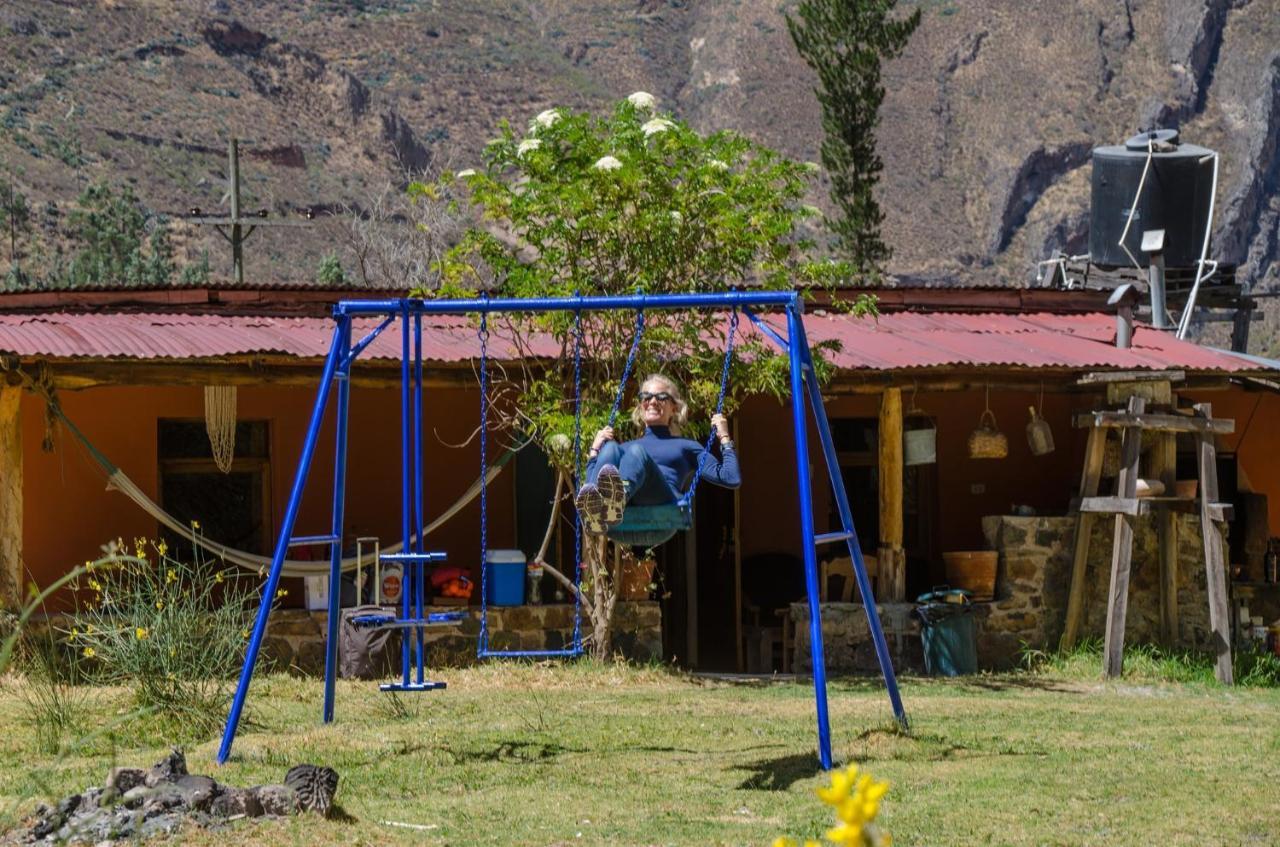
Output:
[156, 540, 168, 557]
[135, 627, 149, 640]
[87, 578, 102, 592]
[816, 764, 857, 806]
[85, 624, 93, 634]
[82, 646, 95, 658]
[276, 588, 288, 598]
[826, 822, 864, 845]
[190, 519, 201, 530]
[166, 569, 177, 584]
[84, 559, 94, 572]
[215, 571, 225, 583]
[69, 628, 79, 642]
[241, 628, 250, 639]
[155, 600, 164, 611]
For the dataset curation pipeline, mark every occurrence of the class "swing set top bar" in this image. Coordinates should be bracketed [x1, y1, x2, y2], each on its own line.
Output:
[333, 290, 801, 318]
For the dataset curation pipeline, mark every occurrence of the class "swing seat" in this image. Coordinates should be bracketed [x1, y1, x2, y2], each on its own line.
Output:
[607, 501, 691, 548]
[350, 611, 465, 629]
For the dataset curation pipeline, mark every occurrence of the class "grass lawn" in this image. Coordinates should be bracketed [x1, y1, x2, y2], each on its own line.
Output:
[1, 660, 1277, 846]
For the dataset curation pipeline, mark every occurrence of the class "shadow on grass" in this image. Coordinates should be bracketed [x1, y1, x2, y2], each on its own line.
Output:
[946, 675, 1087, 694]
[735, 752, 824, 791]
[327, 803, 358, 824]
[443, 739, 582, 765]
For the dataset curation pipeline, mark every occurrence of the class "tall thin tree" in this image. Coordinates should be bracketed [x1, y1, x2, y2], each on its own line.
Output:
[787, 0, 920, 276]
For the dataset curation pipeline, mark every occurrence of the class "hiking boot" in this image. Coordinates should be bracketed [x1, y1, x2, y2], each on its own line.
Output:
[596, 464, 626, 525]
[575, 484, 608, 535]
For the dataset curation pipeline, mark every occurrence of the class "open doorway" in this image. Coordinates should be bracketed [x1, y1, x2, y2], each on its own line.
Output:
[157, 419, 271, 563]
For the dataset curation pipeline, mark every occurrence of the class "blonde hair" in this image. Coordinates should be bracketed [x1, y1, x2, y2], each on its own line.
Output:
[630, 374, 689, 435]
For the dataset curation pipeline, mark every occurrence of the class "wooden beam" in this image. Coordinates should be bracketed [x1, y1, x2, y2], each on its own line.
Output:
[1073, 496, 1232, 521]
[0, 386, 22, 608]
[1073, 411, 1234, 434]
[1103, 395, 1145, 678]
[1195, 403, 1234, 684]
[1062, 424, 1106, 650]
[1153, 431, 1178, 646]
[1078, 370, 1186, 385]
[878, 387, 905, 601]
[38, 358, 477, 391]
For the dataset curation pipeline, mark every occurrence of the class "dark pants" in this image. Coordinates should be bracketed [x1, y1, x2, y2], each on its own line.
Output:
[590, 440, 680, 506]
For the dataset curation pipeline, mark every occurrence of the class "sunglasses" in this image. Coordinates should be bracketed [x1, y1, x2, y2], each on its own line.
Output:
[638, 391, 673, 404]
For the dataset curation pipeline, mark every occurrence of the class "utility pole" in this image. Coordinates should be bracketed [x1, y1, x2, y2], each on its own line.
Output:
[190, 139, 311, 284]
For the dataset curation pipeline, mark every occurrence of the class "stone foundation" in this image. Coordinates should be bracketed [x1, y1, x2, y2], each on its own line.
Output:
[791, 513, 1223, 673]
[262, 601, 663, 674]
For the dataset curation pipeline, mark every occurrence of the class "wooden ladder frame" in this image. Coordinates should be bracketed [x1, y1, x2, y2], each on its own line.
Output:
[1061, 385, 1236, 683]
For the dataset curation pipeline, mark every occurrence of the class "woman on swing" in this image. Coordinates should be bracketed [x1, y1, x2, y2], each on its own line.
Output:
[576, 374, 740, 535]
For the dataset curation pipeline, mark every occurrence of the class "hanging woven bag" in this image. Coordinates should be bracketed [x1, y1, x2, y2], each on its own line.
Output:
[968, 409, 1008, 459]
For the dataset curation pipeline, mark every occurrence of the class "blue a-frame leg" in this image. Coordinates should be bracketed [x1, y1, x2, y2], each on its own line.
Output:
[217, 291, 908, 769]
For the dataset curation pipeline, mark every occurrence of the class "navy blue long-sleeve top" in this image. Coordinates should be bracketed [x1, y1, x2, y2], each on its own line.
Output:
[586, 425, 741, 492]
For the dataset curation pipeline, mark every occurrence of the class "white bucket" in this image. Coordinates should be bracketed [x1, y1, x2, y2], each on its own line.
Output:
[904, 426, 937, 466]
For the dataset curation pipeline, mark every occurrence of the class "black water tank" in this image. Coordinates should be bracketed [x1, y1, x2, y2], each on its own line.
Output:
[1089, 129, 1215, 269]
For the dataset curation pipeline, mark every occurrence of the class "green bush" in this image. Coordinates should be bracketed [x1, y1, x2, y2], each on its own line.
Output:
[12, 633, 87, 754]
[317, 252, 345, 285]
[63, 538, 262, 739]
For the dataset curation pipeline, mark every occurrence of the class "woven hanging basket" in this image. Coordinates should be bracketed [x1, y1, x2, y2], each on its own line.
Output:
[968, 409, 1008, 459]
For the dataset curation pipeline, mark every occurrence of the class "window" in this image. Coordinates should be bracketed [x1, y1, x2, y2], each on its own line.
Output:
[157, 420, 271, 563]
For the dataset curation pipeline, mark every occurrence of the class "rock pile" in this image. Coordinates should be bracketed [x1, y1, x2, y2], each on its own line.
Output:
[11, 750, 337, 844]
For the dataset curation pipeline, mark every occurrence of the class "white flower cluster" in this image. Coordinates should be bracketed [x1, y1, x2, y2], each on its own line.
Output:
[627, 91, 657, 111]
[517, 138, 542, 157]
[530, 108, 561, 131]
[641, 117, 675, 138]
[592, 156, 623, 171]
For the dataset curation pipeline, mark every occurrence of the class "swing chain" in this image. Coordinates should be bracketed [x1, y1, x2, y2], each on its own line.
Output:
[477, 307, 490, 651]
[570, 308, 585, 651]
[606, 307, 646, 430]
[682, 306, 739, 508]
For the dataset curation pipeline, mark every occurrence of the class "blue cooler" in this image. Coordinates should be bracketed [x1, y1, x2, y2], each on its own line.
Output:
[486, 550, 526, 606]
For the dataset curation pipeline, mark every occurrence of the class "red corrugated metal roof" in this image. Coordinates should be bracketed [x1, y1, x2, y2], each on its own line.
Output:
[740, 311, 1259, 372]
[0, 310, 1265, 374]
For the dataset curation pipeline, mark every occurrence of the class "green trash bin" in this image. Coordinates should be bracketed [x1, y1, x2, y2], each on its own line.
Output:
[914, 588, 977, 676]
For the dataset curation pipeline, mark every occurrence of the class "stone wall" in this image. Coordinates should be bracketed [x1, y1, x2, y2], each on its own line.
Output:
[790, 513, 1223, 673]
[262, 601, 663, 674]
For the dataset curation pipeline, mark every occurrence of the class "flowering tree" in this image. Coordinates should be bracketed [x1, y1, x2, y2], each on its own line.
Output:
[433, 93, 872, 657]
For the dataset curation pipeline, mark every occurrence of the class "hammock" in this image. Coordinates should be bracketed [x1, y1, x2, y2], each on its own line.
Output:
[52, 399, 517, 579]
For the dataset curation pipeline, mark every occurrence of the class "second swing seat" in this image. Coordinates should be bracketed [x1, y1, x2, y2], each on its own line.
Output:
[349, 611, 465, 629]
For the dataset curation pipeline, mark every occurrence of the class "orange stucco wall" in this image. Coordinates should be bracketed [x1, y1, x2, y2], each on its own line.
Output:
[21, 384, 514, 609]
[1182, 388, 1280, 533]
[18, 378, 1280, 610]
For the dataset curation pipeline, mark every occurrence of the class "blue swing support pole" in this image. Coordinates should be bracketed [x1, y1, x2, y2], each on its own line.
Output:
[216, 290, 908, 769]
[218, 314, 349, 764]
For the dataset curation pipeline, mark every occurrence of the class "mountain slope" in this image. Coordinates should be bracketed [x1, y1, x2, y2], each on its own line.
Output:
[1, 1, 1276, 350]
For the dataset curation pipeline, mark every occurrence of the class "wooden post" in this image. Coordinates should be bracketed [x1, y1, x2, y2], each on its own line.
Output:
[1154, 431, 1178, 646]
[0, 385, 22, 608]
[1061, 424, 1106, 649]
[878, 387, 905, 601]
[1103, 396, 1145, 678]
[1194, 403, 1234, 684]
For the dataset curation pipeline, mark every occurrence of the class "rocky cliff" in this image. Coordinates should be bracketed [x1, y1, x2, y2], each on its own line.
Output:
[1, 1, 1276, 349]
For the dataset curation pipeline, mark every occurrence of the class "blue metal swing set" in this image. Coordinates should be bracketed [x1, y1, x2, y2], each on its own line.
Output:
[216, 290, 907, 768]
